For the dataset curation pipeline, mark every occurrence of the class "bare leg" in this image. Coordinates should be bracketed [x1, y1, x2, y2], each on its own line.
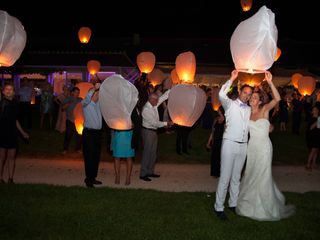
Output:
[125, 157, 133, 185]
[307, 148, 317, 171]
[7, 149, 16, 183]
[0, 148, 7, 183]
[114, 157, 120, 184]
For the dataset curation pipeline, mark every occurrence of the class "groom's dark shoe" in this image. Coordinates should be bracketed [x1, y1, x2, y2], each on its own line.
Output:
[214, 210, 228, 221]
[229, 207, 236, 214]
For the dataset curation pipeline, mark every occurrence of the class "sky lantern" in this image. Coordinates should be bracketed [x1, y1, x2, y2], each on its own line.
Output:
[291, 73, 303, 88]
[73, 102, 84, 135]
[147, 68, 165, 87]
[30, 94, 36, 105]
[175, 51, 196, 84]
[136, 52, 156, 74]
[238, 72, 265, 87]
[0, 10, 27, 67]
[75, 82, 94, 99]
[87, 60, 101, 75]
[230, 6, 278, 73]
[171, 68, 180, 85]
[298, 76, 316, 96]
[78, 27, 91, 44]
[274, 48, 281, 61]
[168, 84, 206, 127]
[99, 74, 138, 130]
[211, 87, 220, 111]
[240, 0, 253, 12]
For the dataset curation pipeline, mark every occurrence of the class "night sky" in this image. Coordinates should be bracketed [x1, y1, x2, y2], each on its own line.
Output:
[1, 0, 320, 67]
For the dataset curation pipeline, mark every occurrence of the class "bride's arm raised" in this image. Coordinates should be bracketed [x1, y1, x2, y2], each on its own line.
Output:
[263, 71, 281, 112]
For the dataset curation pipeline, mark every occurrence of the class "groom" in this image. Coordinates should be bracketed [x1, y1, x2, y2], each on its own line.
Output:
[214, 70, 252, 220]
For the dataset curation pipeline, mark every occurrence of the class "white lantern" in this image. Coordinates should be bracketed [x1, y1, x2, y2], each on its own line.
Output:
[99, 74, 139, 130]
[230, 6, 278, 73]
[168, 84, 207, 127]
[0, 10, 27, 67]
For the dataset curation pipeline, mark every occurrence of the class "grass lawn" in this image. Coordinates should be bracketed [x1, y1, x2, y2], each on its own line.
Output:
[0, 184, 319, 240]
[18, 108, 309, 165]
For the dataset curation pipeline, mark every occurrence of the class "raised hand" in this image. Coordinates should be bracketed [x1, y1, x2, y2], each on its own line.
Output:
[230, 70, 239, 82]
[264, 71, 273, 84]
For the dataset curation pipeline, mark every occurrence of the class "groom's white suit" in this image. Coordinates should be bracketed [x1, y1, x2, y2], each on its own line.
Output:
[214, 79, 251, 212]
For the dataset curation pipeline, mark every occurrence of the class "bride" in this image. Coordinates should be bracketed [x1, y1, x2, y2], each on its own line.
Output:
[236, 71, 295, 221]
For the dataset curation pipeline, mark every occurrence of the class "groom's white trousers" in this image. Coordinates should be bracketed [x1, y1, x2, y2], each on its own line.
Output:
[215, 139, 247, 211]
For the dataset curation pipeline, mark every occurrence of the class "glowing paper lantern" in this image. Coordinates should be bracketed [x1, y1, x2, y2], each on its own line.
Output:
[75, 82, 94, 99]
[240, 0, 252, 12]
[238, 72, 265, 87]
[171, 68, 180, 84]
[31, 94, 36, 105]
[147, 68, 165, 87]
[298, 76, 316, 96]
[0, 10, 27, 67]
[99, 74, 138, 130]
[87, 60, 101, 75]
[274, 48, 281, 61]
[230, 6, 278, 73]
[291, 73, 303, 89]
[211, 87, 220, 111]
[168, 84, 206, 127]
[136, 52, 156, 74]
[74, 102, 84, 135]
[78, 27, 91, 44]
[175, 51, 196, 83]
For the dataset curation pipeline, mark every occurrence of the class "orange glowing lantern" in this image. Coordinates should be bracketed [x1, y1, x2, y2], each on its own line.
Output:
[0, 10, 27, 67]
[211, 87, 220, 111]
[291, 73, 303, 89]
[147, 68, 165, 87]
[136, 52, 156, 74]
[171, 68, 180, 85]
[30, 94, 36, 105]
[87, 60, 101, 75]
[78, 27, 91, 44]
[274, 48, 281, 61]
[298, 76, 316, 96]
[168, 84, 207, 127]
[240, 0, 252, 12]
[99, 74, 139, 130]
[75, 82, 94, 99]
[175, 51, 196, 84]
[238, 72, 264, 87]
[73, 102, 84, 135]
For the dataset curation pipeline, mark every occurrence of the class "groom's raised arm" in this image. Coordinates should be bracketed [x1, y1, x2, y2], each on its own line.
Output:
[219, 70, 238, 110]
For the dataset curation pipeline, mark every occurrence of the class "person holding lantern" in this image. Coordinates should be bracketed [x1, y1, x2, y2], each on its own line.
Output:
[81, 82, 103, 188]
[236, 71, 295, 221]
[214, 70, 252, 221]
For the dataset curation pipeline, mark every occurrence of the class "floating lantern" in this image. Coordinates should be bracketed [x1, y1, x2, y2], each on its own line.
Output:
[87, 60, 101, 75]
[75, 82, 94, 99]
[298, 76, 316, 96]
[99, 74, 138, 130]
[147, 68, 165, 87]
[175, 51, 196, 84]
[78, 27, 91, 44]
[240, 0, 252, 12]
[74, 102, 84, 135]
[0, 10, 27, 67]
[171, 68, 180, 85]
[230, 6, 278, 73]
[211, 87, 220, 111]
[136, 52, 156, 74]
[168, 84, 206, 127]
[291, 73, 303, 89]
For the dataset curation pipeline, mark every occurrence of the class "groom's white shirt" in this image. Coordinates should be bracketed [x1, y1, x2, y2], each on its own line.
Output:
[219, 80, 251, 142]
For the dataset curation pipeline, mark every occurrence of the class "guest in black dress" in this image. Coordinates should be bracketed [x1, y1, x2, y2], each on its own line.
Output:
[305, 105, 320, 171]
[0, 83, 29, 184]
[206, 106, 225, 177]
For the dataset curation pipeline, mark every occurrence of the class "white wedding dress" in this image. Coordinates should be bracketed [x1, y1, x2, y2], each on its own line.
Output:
[236, 119, 295, 221]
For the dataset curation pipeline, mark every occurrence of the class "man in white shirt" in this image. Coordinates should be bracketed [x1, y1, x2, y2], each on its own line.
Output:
[140, 90, 172, 181]
[214, 70, 253, 221]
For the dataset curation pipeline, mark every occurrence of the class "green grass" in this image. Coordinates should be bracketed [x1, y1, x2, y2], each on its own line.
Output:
[0, 184, 319, 240]
[18, 108, 310, 165]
